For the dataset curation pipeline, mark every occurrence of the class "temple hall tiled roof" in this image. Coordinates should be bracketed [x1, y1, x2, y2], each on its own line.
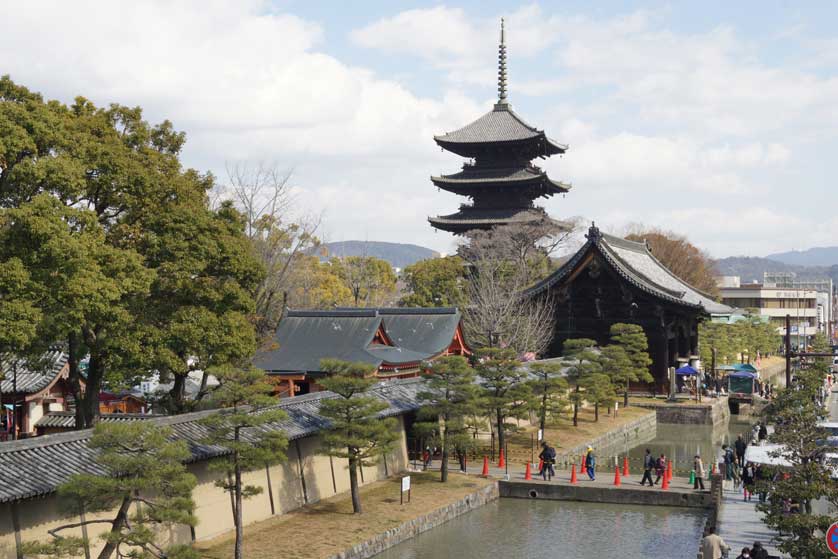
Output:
[254, 308, 465, 375]
[35, 412, 159, 430]
[0, 378, 425, 503]
[0, 349, 68, 394]
[525, 225, 733, 315]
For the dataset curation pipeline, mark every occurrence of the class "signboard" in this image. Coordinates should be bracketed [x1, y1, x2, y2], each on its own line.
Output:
[537, 429, 543, 442]
[400, 475, 411, 505]
[827, 521, 838, 555]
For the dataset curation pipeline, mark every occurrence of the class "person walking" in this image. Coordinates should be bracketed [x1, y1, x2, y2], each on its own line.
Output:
[700, 527, 730, 559]
[538, 441, 556, 481]
[584, 447, 596, 480]
[654, 453, 666, 485]
[734, 434, 747, 468]
[722, 444, 734, 480]
[755, 464, 768, 502]
[694, 454, 706, 490]
[735, 547, 751, 559]
[742, 462, 755, 501]
[758, 423, 768, 442]
[640, 449, 655, 486]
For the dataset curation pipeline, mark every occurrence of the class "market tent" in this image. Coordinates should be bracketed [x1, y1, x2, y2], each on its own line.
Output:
[729, 371, 757, 378]
[733, 363, 758, 373]
[675, 365, 698, 375]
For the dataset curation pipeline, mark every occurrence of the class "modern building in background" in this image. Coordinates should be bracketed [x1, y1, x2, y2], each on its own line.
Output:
[717, 275, 823, 341]
[762, 272, 834, 339]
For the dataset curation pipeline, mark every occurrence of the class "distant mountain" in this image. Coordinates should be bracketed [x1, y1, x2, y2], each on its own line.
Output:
[714, 256, 838, 285]
[318, 241, 439, 269]
[766, 246, 838, 267]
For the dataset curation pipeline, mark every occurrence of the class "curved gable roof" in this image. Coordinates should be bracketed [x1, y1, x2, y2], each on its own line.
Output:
[434, 106, 566, 155]
[0, 349, 68, 394]
[525, 226, 732, 315]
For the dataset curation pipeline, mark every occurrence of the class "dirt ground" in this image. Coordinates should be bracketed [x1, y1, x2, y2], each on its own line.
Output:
[194, 472, 493, 559]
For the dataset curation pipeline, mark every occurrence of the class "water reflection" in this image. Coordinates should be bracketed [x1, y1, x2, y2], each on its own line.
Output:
[373, 499, 705, 559]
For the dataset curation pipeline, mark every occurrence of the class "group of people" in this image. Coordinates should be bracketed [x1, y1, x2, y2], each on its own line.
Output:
[536, 442, 597, 481]
[700, 528, 772, 559]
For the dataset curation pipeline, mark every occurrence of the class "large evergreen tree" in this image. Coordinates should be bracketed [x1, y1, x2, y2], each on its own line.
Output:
[416, 356, 479, 482]
[23, 422, 197, 559]
[475, 348, 529, 453]
[526, 362, 568, 433]
[318, 359, 398, 513]
[199, 366, 288, 559]
[608, 323, 653, 406]
[561, 338, 602, 427]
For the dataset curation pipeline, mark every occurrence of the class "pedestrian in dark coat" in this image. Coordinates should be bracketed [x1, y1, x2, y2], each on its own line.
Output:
[640, 449, 655, 486]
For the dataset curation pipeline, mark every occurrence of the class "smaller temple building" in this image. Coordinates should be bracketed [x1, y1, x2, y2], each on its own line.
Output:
[254, 307, 471, 397]
[526, 225, 732, 391]
[0, 349, 73, 440]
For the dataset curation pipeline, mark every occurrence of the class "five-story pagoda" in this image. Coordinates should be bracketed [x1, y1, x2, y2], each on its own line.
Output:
[429, 20, 572, 235]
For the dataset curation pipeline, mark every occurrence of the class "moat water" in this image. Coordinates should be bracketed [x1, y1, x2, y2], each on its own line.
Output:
[376, 410, 756, 558]
[373, 499, 705, 559]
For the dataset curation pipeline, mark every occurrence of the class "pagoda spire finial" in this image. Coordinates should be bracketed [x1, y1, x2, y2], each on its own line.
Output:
[496, 17, 509, 108]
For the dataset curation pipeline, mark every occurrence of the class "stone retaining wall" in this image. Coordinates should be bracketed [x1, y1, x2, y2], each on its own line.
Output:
[556, 410, 657, 466]
[326, 482, 499, 559]
[499, 479, 713, 508]
[638, 397, 730, 427]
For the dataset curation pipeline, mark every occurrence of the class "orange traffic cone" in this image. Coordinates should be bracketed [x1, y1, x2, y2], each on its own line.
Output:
[622, 456, 630, 477]
[580, 454, 586, 471]
[498, 449, 506, 469]
[570, 464, 578, 484]
[481, 456, 489, 477]
[711, 463, 716, 476]
[662, 472, 670, 490]
[614, 466, 621, 486]
[524, 462, 532, 480]
[666, 460, 673, 482]
[538, 458, 544, 472]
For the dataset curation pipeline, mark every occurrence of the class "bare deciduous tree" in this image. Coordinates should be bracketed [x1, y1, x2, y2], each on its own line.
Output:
[222, 162, 322, 338]
[459, 221, 572, 355]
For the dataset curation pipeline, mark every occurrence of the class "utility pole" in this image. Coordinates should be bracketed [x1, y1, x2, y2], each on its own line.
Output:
[785, 314, 791, 388]
[11, 361, 17, 441]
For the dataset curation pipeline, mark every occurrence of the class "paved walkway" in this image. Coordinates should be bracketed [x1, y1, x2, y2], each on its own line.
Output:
[717, 486, 787, 558]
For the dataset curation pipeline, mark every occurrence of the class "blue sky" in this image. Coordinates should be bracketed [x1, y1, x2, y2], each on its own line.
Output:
[3, 1, 838, 258]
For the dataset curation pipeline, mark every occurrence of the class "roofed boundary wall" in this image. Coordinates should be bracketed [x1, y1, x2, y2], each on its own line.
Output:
[0, 380, 420, 559]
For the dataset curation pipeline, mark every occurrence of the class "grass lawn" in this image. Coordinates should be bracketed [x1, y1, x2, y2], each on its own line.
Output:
[498, 404, 653, 465]
[194, 472, 493, 559]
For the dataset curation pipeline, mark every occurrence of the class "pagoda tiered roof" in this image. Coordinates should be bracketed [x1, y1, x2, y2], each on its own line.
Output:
[431, 164, 570, 197]
[428, 206, 572, 235]
[428, 19, 572, 236]
[433, 105, 567, 158]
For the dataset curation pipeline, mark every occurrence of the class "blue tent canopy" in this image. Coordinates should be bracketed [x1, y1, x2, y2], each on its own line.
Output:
[729, 371, 757, 378]
[733, 363, 758, 373]
[675, 365, 698, 375]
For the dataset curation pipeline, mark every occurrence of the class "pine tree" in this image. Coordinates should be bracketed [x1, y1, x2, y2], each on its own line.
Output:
[526, 362, 568, 433]
[475, 348, 530, 454]
[416, 356, 480, 482]
[756, 366, 838, 558]
[581, 372, 617, 421]
[608, 323, 653, 406]
[561, 339, 602, 427]
[199, 366, 288, 559]
[318, 359, 398, 513]
[22, 422, 197, 559]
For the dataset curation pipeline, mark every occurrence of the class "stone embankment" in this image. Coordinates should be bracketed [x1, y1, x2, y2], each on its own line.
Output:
[556, 410, 657, 466]
[636, 396, 729, 427]
[326, 482, 499, 559]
